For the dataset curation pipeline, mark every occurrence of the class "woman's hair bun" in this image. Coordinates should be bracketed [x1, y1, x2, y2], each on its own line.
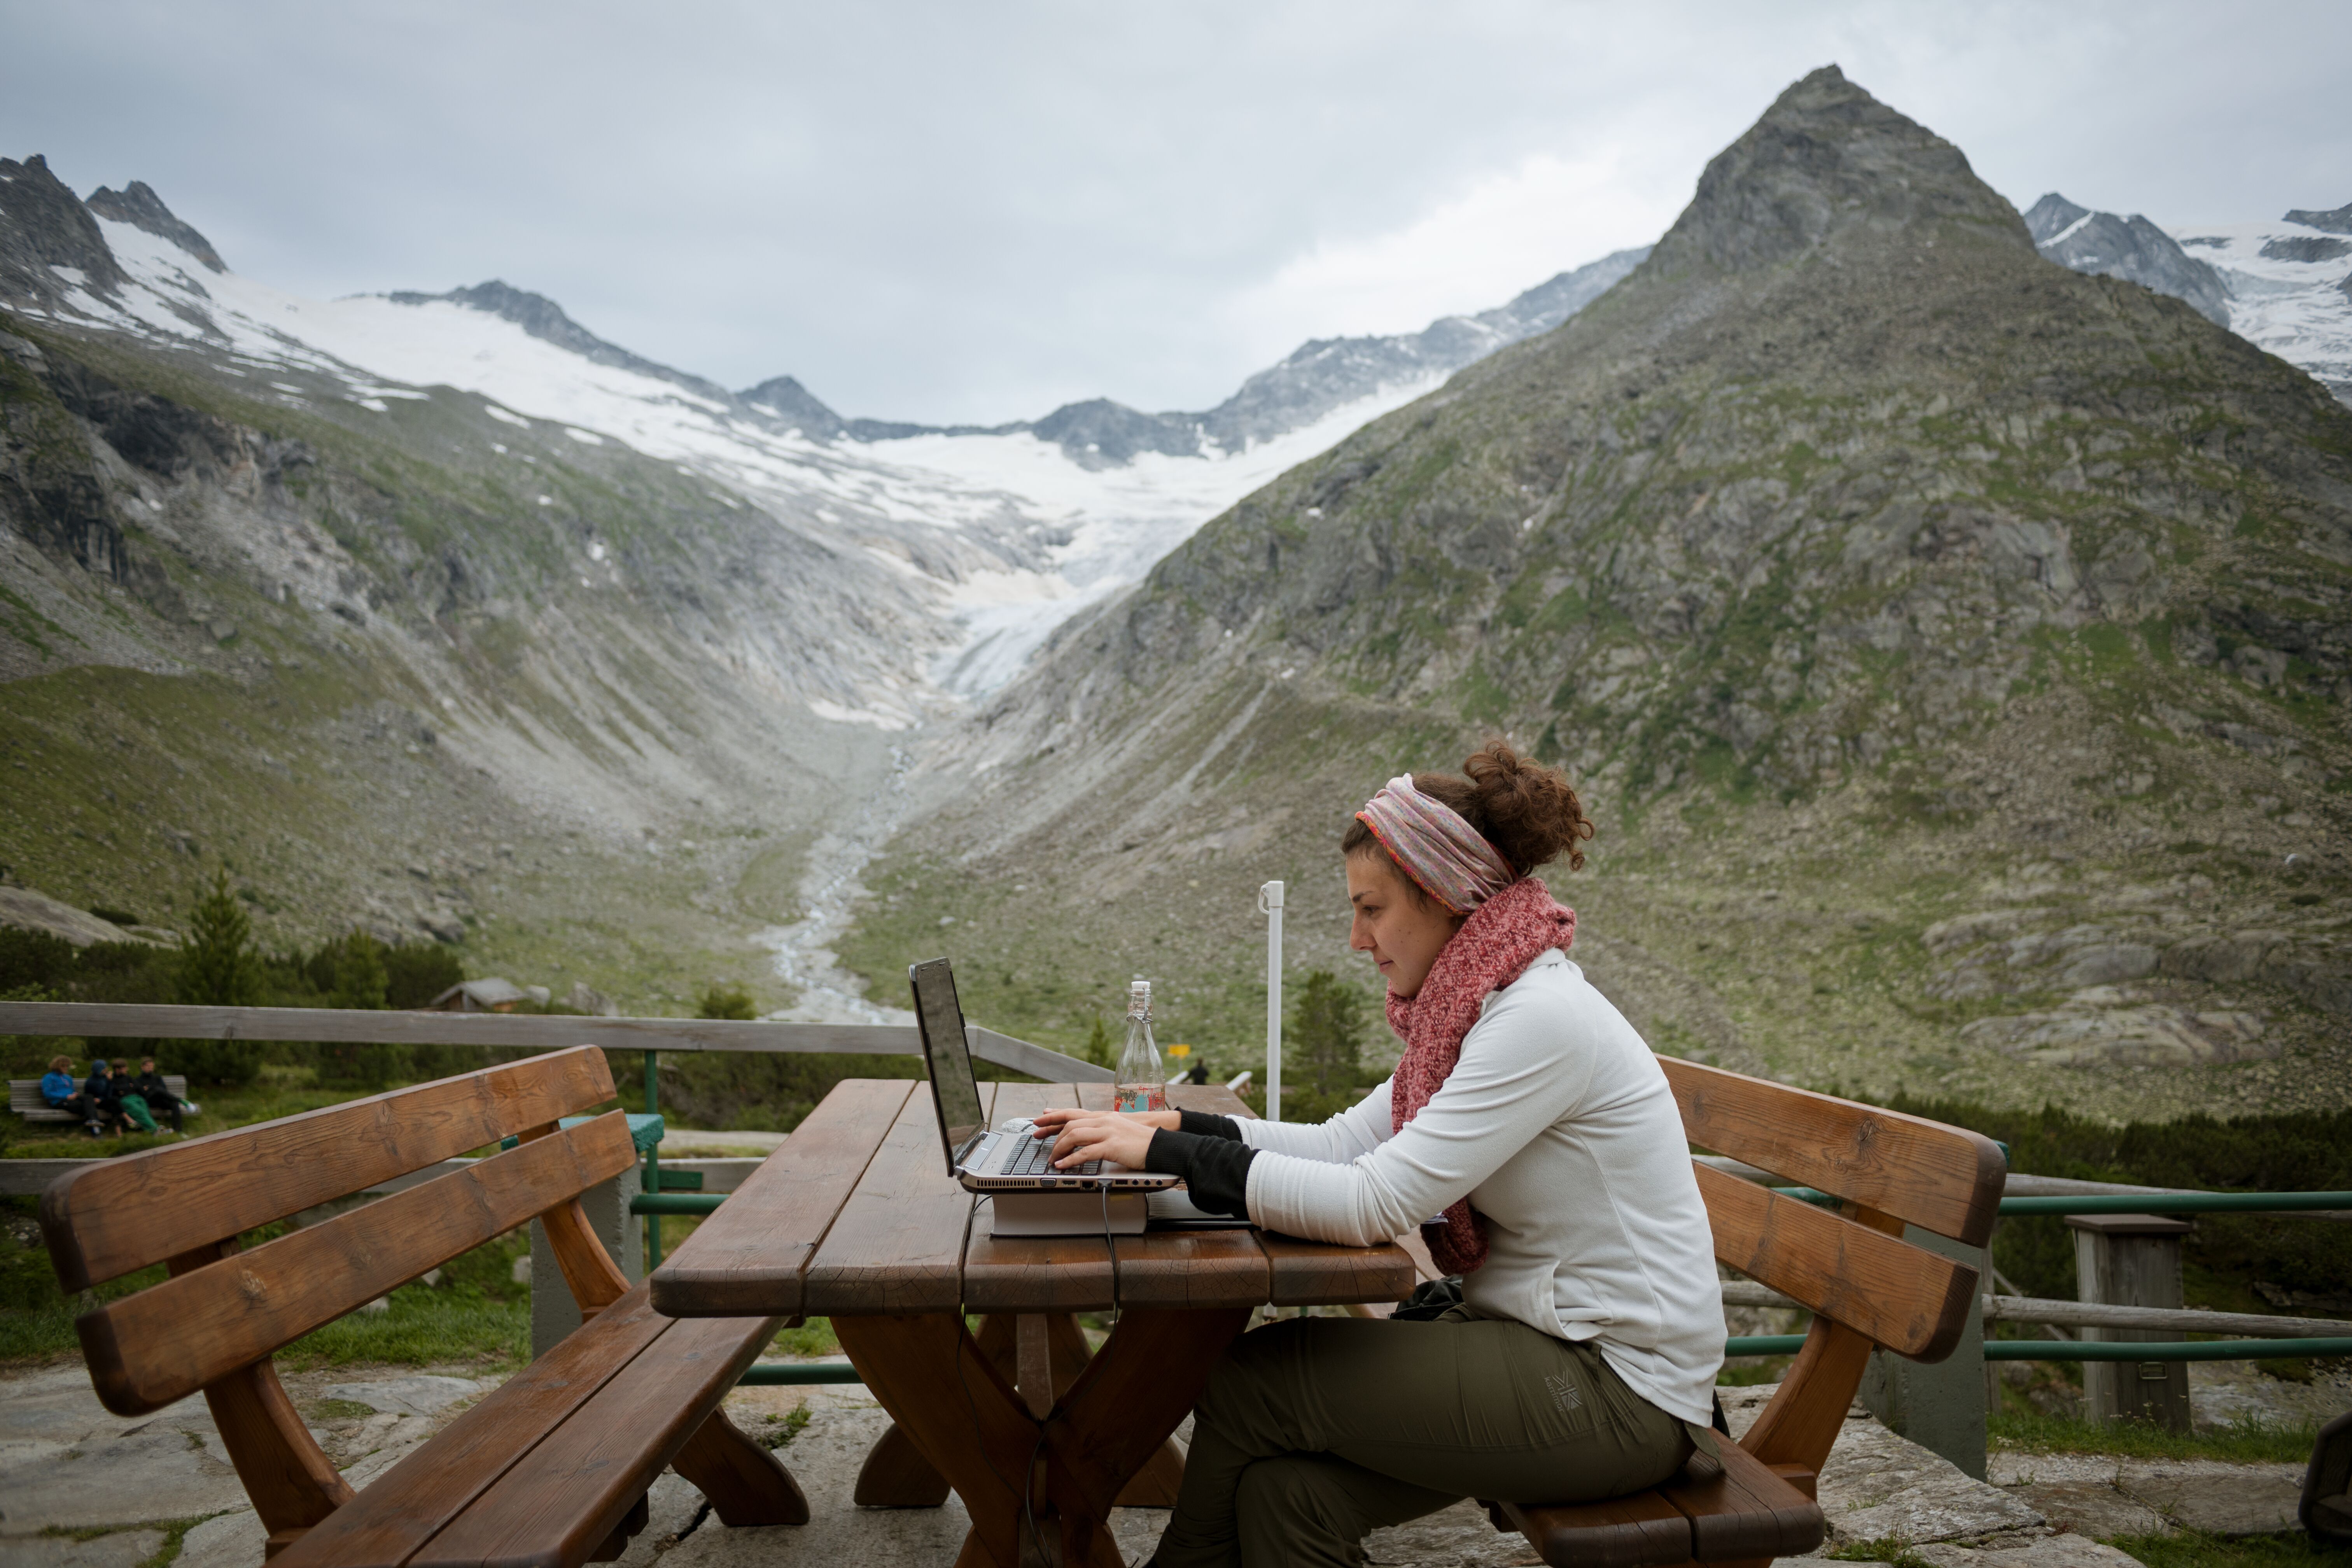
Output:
[1338, 739, 1595, 881]
[1428, 740, 1594, 875]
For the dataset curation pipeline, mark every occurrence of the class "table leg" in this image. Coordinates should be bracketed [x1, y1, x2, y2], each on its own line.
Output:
[835, 1308, 1246, 1568]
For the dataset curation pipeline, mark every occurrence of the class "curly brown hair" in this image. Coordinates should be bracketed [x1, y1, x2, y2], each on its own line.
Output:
[1340, 740, 1594, 889]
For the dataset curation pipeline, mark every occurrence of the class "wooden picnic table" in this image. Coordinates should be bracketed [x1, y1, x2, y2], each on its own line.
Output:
[650, 1077, 1419, 1568]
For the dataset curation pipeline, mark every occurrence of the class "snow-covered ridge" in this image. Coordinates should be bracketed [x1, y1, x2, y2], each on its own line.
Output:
[2172, 217, 2352, 401]
[1, 177, 1509, 708]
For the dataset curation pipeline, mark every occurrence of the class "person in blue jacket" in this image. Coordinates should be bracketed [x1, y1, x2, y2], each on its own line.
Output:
[81, 1059, 132, 1136]
[39, 1055, 99, 1132]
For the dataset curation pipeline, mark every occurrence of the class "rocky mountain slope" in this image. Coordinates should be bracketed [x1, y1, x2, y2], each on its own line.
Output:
[842, 66, 2352, 1121]
[2023, 192, 2231, 326]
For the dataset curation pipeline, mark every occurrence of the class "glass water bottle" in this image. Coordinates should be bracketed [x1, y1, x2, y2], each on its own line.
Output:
[1115, 977, 1169, 1113]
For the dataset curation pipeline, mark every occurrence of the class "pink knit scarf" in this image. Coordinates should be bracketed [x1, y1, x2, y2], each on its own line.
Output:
[1386, 875, 1577, 1275]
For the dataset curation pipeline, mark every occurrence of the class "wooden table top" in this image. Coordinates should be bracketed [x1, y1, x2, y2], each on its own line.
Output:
[649, 1078, 1420, 1319]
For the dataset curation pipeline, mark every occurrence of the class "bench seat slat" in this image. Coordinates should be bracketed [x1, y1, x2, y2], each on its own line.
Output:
[269, 1289, 681, 1568]
[42, 1048, 616, 1289]
[1698, 1165, 1978, 1362]
[77, 1113, 638, 1415]
[1663, 1059, 2004, 1247]
[411, 1309, 783, 1568]
[1496, 1489, 1694, 1568]
[1658, 1442, 1825, 1560]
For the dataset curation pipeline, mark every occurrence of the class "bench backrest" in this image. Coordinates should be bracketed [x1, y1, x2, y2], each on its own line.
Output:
[1662, 1057, 2004, 1479]
[42, 1046, 631, 1417]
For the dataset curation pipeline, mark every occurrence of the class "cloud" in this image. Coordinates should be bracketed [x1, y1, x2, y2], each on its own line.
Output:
[1222, 148, 1680, 357]
[2, 0, 2348, 422]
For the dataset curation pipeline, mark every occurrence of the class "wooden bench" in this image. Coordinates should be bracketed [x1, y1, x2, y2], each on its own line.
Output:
[1488, 1058, 2005, 1568]
[11, 1073, 187, 1123]
[38, 1046, 808, 1567]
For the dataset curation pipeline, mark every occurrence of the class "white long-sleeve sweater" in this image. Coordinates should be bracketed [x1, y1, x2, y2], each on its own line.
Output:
[1239, 949, 1725, 1425]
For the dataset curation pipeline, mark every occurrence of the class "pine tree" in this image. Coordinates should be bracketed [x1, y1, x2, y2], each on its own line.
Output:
[174, 872, 265, 1085]
[1084, 1014, 1113, 1068]
[1290, 970, 1366, 1096]
[330, 931, 389, 1010]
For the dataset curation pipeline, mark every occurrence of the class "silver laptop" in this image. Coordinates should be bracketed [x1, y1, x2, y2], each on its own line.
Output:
[909, 957, 1177, 1194]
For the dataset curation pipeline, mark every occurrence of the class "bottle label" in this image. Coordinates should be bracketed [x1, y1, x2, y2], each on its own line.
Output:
[1115, 1085, 1170, 1113]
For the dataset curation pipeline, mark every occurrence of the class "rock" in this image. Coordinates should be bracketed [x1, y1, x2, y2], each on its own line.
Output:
[206, 619, 237, 643]
[1958, 1006, 2273, 1067]
[2055, 944, 2156, 988]
[566, 982, 620, 1017]
[1986, 1453, 2170, 1538]
[1922, 910, 2044, 956]
[0, 885, 136, 946]
[1820, 1419, 2046, 1544]
[320, 1376, 483, 1418]
[172, 1510, 264, 1568]
[1365, 1499, 1542, 1565]
[2112, 1458, 2306, 1536]
[356, 1296, 390, 1314]
[0, 1531, 167, 1568]
[1915, 1536, 2145, 1568]
[511, 1253, 533, 1284]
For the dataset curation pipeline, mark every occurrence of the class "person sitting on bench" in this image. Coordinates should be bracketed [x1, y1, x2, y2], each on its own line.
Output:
[82, 1059, 133, 1136]
[130, 1058, 188, 1132]
[40, 1055, 98, 1131]
[1031, 742, 1726, 1568]
[108, 1060, 159, 1135]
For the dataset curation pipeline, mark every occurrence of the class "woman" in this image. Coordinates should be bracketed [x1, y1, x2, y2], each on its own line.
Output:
[1032, 743, 1724, 1568]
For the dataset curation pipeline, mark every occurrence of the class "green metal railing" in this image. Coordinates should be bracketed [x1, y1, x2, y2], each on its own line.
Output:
[1764, 1186, 2352, 1217]
[1722, 1334, 2352, 1361]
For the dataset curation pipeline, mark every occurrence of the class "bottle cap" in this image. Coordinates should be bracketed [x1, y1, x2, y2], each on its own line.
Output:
[1129, 978, 1151, 1012]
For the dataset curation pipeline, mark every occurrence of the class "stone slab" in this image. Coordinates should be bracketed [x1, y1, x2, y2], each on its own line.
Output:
[320, 1376, 485, 1418]
[1820, 1418, 2046, 1544]
[2113, 1458, 2306, 1537]
[1365, 1500, 1542, 1566]
[174, 1512, 264, 1568]
[1917, 1536, 2146, 1568]
[0, 1531, 165, 1568]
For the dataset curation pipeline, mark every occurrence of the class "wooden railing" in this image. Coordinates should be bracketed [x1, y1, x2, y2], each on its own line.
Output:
[0, 1001, 1109, 1084]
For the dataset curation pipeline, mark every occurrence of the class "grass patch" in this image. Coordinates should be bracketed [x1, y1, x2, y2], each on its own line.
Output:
[1990, 1408, 2320, 1465]
[1831, 1536, 1935, 1568]
[772, 1318, 840, 1358]
[758, 1405, 812, 1450]
[1719, 1355, 1795, 1387]
[2111, 1531, 2352, 1568]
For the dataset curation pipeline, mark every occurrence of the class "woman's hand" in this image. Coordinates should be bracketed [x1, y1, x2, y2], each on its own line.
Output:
[1028, 1106, 1176, 1171]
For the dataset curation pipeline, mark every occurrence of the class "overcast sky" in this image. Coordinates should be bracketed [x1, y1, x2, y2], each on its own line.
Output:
[5, 1, 2347, 424]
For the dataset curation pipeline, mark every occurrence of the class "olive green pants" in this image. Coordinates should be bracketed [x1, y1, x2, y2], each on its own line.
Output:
[1153, 1312, 1692, 1568]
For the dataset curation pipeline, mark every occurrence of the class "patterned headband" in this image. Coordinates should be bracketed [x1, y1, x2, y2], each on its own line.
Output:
[1354, 774, 1516, 915]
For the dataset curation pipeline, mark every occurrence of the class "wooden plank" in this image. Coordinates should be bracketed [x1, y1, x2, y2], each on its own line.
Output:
[270, 1288, 677, 1568]
[1658, 1439, 1825, 1559]
[1042, 1307, 1250, 1527]
[802, 1082, 992, 1317]
[1496, 1492, 1693, 1568]
[411, 1313, 782, 1568]
[1062, 1080, 1269, 1311]
[963, 1083, 1117, 1314]
[0, 1001, 1105, 1079]
[1662, 1059, 2004, 1246]
[78, 1115, 637, 1415]
[1697, 1167, 1978, 1362]
[40, 1046, 615, 1290]
[1740, 1207, 1904, 1479]
[650, 1078, 915, 1318]
[1258, 1230, 1417, 1308]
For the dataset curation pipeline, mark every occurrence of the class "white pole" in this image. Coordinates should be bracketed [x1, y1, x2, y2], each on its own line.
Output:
[1258, 880, 1284, 1122]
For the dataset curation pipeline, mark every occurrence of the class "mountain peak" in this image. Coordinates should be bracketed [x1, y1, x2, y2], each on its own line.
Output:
[86, 180, 225, 273]
[1647, 64, 2032, 275]
[2023, 192, 2091, 244]
[0, 153, 128, 303]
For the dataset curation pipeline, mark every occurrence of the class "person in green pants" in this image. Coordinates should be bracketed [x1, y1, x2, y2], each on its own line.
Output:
[1032, 743, 1727, 1568]
[108, 1060, 158, 1134]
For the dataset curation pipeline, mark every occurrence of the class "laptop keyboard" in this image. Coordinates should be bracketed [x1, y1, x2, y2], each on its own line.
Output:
[999, 1136, 1101, 1178]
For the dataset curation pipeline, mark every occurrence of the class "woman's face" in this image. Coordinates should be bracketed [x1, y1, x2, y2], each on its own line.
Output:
[1347, 851, 1464, 998]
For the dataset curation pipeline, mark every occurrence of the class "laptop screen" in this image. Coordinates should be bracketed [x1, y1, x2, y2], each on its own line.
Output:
[909, 958, 986, 1176]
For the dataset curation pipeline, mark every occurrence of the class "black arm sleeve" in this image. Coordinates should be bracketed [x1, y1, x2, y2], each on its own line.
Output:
[1178, 1110, 1242, 1141]
[1143, 1129, 1255, 1219]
